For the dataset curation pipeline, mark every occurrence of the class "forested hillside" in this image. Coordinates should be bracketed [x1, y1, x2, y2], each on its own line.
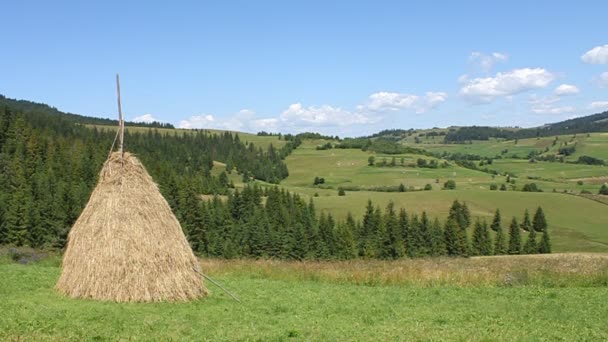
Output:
[0, 98, 294, 248]
[0, 95, 174, 128]
[443, 111, 608, 143]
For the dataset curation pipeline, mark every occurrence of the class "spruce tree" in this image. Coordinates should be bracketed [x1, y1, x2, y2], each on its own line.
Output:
[532, 206, 547, 232]
[334, 221, 357, 259]
[398, 208, 412, 256]
[430, 218, 446, 256]
[508, 217, 521, 254]
[521, 209, 531, 232]
[360, 200, 378, 258]
[419, 212, 433, 256]
[493, 219, 507, 255]
[471, 219, 483, 256]
[443, 218, 461, 256]
[523, 225, 538, 254]
[538, 228, 551, 254]
[480, 220, 492, 255]
[381, 202, 404, 259]
[490, 209, 501, 232]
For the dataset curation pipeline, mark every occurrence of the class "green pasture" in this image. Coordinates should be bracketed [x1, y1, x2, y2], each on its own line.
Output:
[310, 190, 608, 253]
[1, 259, 607, 340]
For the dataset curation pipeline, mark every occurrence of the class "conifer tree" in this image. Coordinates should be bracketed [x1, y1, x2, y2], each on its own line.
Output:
[419, 212, 433, 256]
[429, 218, 446, 256]
[532, 206, 547, 232]
[490, 209, 501, 232]
[538, 228, 551, 254]
[471, 219, 492, 256]
[398, 208, 412, 256]
[523, 224, 537, 254]
[521, 209, 531, 232]
[480, 220, 492, 255]
[360, 200, 378, 258]
[508, 217, 521, 254]
[443, 218, 462, 256]
[381, 201, 404, 259]
[409, 214, 422, 257]
[493, 220, 507, 255]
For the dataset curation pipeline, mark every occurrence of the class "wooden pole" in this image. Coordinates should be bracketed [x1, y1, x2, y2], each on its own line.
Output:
[116, 74, 124, 160]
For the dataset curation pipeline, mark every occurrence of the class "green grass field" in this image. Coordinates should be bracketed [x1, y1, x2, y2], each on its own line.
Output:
[274, 138, 608, 254]
[1, 255, 607, 340]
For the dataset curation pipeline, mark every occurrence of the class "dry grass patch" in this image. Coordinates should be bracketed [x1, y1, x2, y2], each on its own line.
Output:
[201, 253, 608, 287]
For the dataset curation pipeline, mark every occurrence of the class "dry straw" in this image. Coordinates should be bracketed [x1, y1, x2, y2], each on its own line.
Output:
[56, 152, 207, 302]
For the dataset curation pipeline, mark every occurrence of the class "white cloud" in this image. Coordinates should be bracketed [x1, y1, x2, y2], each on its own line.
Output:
[469, 51, 508, 72]
[178, 114, 215, 129]
[531, 105, 575, 115]
[366, 92, 419, 111]
[176, 90, 446, 135]
[529, 94, 576, 115]
[280, 103, 374, 126]
[588, 101, 608, 111]
[554, 84, 580, 96]
[132, 114, 159, 123]
[178, 110, 256, 131]
[364, 91, 447, 113]
[460, 68, 555, 103]
[581, 45, 608, 64]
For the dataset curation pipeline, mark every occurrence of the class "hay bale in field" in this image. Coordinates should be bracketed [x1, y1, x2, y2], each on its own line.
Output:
[56, 152, 207, 302]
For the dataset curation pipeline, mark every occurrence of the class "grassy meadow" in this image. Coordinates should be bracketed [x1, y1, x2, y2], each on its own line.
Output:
[1, 253, 607, 340]
[261, 136, 608, 254]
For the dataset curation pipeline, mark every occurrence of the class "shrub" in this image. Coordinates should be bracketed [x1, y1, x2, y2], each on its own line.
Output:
[338, 188, 346, 196]
[490, 184, 498, 190]
[522, 183, 542, 192]
[600, 184, 608, 195]
[500, 184, 507, 191]
[443, 180, 456, 190]
[424, 184, 432, 191]
[576, 155, 605, 165]
[313, 177, 325, 185]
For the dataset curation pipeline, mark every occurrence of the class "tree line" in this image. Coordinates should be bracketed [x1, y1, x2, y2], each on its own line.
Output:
[181, 184, 551, 260]
[0, 101, 294, 248]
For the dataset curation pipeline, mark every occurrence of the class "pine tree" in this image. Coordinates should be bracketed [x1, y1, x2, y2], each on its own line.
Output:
[523, 225, 538, 254]
[471, 219, 492, 256]
[490, 209, 501, 231]
[443, 218, 462, 256]
[381, 201, 404, 259]
[399, 208, 412, 256]
[532, 206, 547, 232]
[493, 219, 507, 255]
[448, 200, 470, 256]
[429, 218, 446, 256]
[538, 228, 551, 254]
[334, 221, 357, 259]
[419, 212, 433, 256]
[508, 217, 521, 254]
[521, 209, 531, 232]
[360, 200, 378, 258]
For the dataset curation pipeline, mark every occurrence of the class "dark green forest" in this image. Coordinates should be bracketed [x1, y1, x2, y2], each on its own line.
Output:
[189, 188, 551, 259]
[443, 111, 608, 143]
[0, 99, 293, 249]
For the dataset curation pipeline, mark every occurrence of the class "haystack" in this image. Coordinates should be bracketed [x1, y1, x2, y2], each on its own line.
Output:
[56, 151, 207, 302]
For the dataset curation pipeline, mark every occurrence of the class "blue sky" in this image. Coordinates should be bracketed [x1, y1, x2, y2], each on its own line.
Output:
[1, 1, 608, 136]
